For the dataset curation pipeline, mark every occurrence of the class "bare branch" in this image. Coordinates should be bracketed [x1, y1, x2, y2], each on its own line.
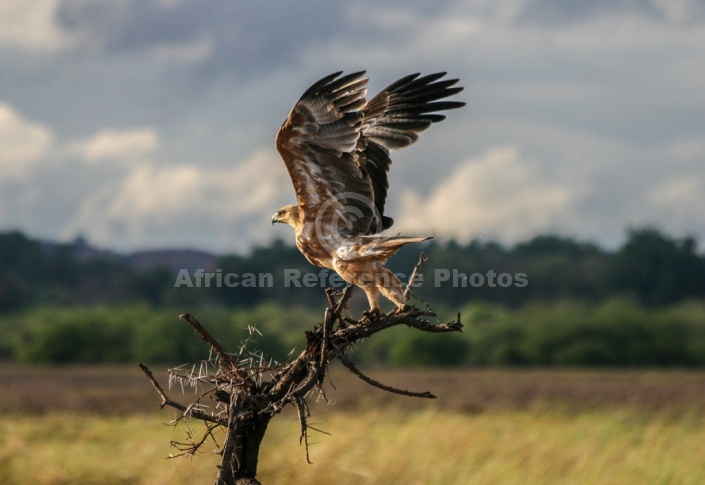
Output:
[333, 285, 354, 313]
[320, 308, 335, 369]
[336, 352, 436, 399]
[330, 306, 461, 347]
[325, 288, 337, 308]
[180, 313, 233, 366]
[403, 251, 429, 301]
[139, 363, 171, 408]
[402, 312, 464, 333]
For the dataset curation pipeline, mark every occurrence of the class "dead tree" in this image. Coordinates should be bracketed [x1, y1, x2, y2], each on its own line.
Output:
[141, 254, 463, 485]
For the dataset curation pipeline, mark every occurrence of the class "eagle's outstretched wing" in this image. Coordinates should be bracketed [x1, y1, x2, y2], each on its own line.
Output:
[275, 71, 465, 243]
[359, 72, 465, 231]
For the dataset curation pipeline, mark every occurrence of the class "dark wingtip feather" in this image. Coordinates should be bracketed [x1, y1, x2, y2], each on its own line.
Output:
[299, 71, 367, 101]
[425, 114, 446, 123]
[302, 71, 342, 96]
[384, 73, 421, 92]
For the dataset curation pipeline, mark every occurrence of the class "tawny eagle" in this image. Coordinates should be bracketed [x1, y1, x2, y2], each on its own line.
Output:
[272, 71, 464, 312]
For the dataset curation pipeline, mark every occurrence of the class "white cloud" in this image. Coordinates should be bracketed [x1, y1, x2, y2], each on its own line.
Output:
[0, 0, 74, 50]
[68, 128, 160, 163]
[64, 149, 291, 251]
[394, 147, 576, 242]
[0, 103, 54, 180]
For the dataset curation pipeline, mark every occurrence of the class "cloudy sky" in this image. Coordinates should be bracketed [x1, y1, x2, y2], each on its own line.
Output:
[1, 0, 704, 253]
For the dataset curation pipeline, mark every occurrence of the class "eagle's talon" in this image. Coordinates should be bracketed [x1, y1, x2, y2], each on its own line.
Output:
[362, 309, 384, 322]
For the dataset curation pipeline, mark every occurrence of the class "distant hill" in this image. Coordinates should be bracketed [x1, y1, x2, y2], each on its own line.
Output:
[39, 235, 218, 273]
[128, 249, 218, 274]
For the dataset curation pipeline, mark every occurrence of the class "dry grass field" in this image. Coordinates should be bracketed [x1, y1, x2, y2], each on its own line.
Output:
[1, 364, 704, 484]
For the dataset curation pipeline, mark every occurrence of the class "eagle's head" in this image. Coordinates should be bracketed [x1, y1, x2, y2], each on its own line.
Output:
[271, 204, 300, 228]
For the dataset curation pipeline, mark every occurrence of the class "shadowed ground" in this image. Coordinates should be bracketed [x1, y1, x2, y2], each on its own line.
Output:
[2, 364, 704, 416]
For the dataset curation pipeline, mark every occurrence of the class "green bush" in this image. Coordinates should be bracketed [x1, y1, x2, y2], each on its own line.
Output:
[389, 333, 470, 367]
[15, 307, 136, 363]
[0, 304, 306, 365]
[131, 312, 205, 363]
[2, 300, 704, 367]
[459, 299, 705, 367]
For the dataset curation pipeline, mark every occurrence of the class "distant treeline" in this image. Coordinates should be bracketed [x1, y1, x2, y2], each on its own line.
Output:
[1, 228, 704, 367]
[1, 300, 703, 367]
[1, 227, 704, 312]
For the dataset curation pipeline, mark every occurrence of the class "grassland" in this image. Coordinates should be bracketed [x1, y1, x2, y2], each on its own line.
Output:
[1, 365, 704, 484]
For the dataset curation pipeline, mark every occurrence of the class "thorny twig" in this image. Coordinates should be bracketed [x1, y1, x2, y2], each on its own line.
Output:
[294, 395, 312, 464]
[168, 422, 220, 458]
[139, 364, 226, 426]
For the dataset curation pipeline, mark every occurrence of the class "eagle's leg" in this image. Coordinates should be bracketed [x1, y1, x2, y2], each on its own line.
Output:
[360, 285, 383, 316]
[376, 267, 406, 311]
[337, 261, 405, 315]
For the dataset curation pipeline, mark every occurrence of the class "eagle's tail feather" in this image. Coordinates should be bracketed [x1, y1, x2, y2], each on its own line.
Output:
[358, 235, 432, 259]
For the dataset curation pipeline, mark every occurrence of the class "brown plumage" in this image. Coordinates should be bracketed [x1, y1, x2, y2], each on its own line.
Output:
[272, 71, 464, 312]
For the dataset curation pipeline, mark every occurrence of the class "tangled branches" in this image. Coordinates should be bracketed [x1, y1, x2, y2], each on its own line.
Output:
[141, 254, 463, 485]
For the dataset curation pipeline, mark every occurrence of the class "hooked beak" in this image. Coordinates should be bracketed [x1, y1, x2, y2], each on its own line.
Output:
[271, 215, 278, 225]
